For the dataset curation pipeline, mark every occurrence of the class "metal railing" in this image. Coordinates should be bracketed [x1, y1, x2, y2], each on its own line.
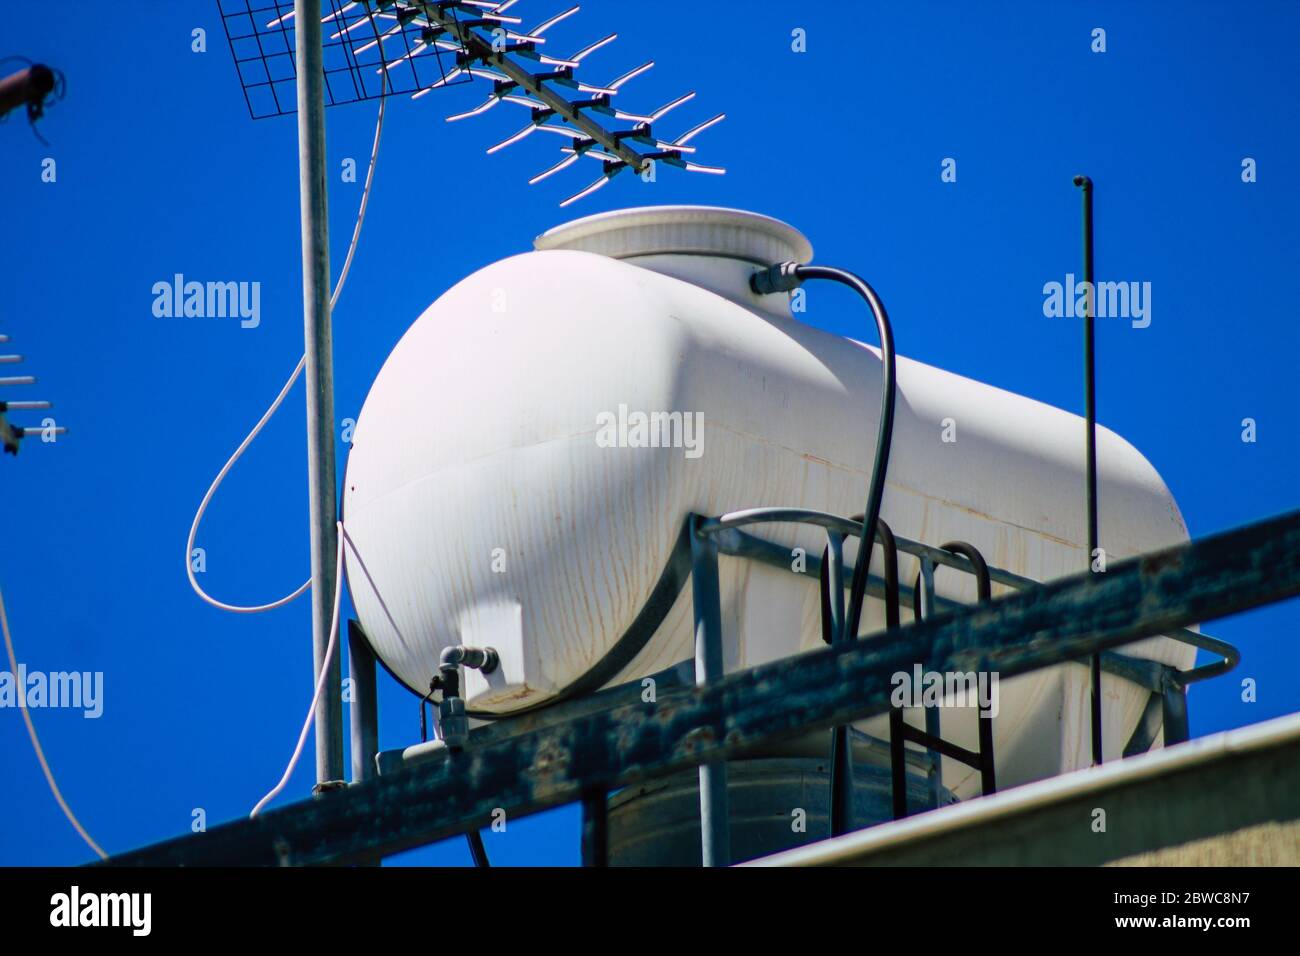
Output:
[687, 507, 1237, 865]
[100, 506, 1293, 870]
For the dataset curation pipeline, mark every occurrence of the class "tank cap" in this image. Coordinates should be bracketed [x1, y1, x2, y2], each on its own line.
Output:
[534, 205, 813, 267]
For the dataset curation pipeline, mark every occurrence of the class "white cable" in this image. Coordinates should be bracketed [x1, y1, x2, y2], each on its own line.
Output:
[4, 42, 384, 860]
[250, 521, 346, 818]
[185, 86, 385, 613]
[185, 356, 312, 612]
[0, 584, 108, 859]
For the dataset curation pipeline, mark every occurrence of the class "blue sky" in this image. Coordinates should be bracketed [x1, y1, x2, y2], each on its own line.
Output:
[1, 1, 1296, 866]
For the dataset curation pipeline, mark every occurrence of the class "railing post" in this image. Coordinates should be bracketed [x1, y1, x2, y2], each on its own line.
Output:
[581, 789, 608, 867]
[690, 515, 730, 867]
[918, 555, 943, 808]
[345, 619, 382, 866]
[889, 708, 908, 819]
[347, 620, 379, 785]
[978, 703, 997, 796]
[1162, 682, 1190, 746]
[826, 531, 854, 836]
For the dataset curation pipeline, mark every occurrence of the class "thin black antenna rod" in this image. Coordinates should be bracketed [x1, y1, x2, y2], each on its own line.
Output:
[1074, 173, 1102, 767]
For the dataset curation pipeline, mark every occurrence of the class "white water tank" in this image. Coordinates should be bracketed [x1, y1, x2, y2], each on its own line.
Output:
[342, 205, 1193, 798]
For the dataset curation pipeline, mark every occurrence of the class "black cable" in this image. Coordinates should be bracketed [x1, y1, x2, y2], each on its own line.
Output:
[788, 265, 896, 644]
[753, 264, 896, 838]
[466, 830, 490, 867]
[418, 677, 440, 742]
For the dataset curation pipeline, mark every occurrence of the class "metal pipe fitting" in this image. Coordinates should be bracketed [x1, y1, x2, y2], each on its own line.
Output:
[434, 645, 500, 749]
[749, 261, 804, 295]
[440, 644, 500, 675]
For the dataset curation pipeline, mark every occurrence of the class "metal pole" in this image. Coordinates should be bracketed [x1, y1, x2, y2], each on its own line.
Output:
[347, 620, 378, 784]
[1162, 682, 1190, 746]
[581, 789, 608, 867]
[348, 619, 382, 865]
[296, 0, 344, 787]
[889, 707, 908, 818]
[826, 531, 854, 836]
[1074, 174, 1103, 767]
[919, 556, 942, 808]
[466, 831, 491, 867]
[690, 516, 730, 867]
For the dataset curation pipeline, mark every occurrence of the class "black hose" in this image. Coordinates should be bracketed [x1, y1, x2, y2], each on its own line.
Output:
[820, 516, 899, 644]
[829, 517, 901, 834]
[754, 264, 897, 838]
[789, 265, 896, 644]
[875, 519, 901, 630]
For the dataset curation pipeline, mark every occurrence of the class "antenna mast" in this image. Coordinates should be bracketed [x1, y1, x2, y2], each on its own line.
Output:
[295, 0, 344, 788]
[218, 0, 731, 793]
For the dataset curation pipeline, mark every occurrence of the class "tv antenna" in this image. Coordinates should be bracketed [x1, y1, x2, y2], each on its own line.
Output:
[212, 0, 728, 795]
[220, 0, 727, 205]
[0, 336, 65, 456]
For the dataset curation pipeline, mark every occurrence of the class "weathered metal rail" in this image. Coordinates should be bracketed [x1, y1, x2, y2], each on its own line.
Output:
[102, 508, 1300, 866]
[750, 711, 1300, 867]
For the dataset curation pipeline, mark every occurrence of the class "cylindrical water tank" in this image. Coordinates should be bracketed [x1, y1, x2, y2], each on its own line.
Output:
[606, 757, 954, 866]
[342, 206, 1193, 798]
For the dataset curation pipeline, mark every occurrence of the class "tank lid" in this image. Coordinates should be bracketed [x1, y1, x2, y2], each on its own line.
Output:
[534, 205, 813, 266]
